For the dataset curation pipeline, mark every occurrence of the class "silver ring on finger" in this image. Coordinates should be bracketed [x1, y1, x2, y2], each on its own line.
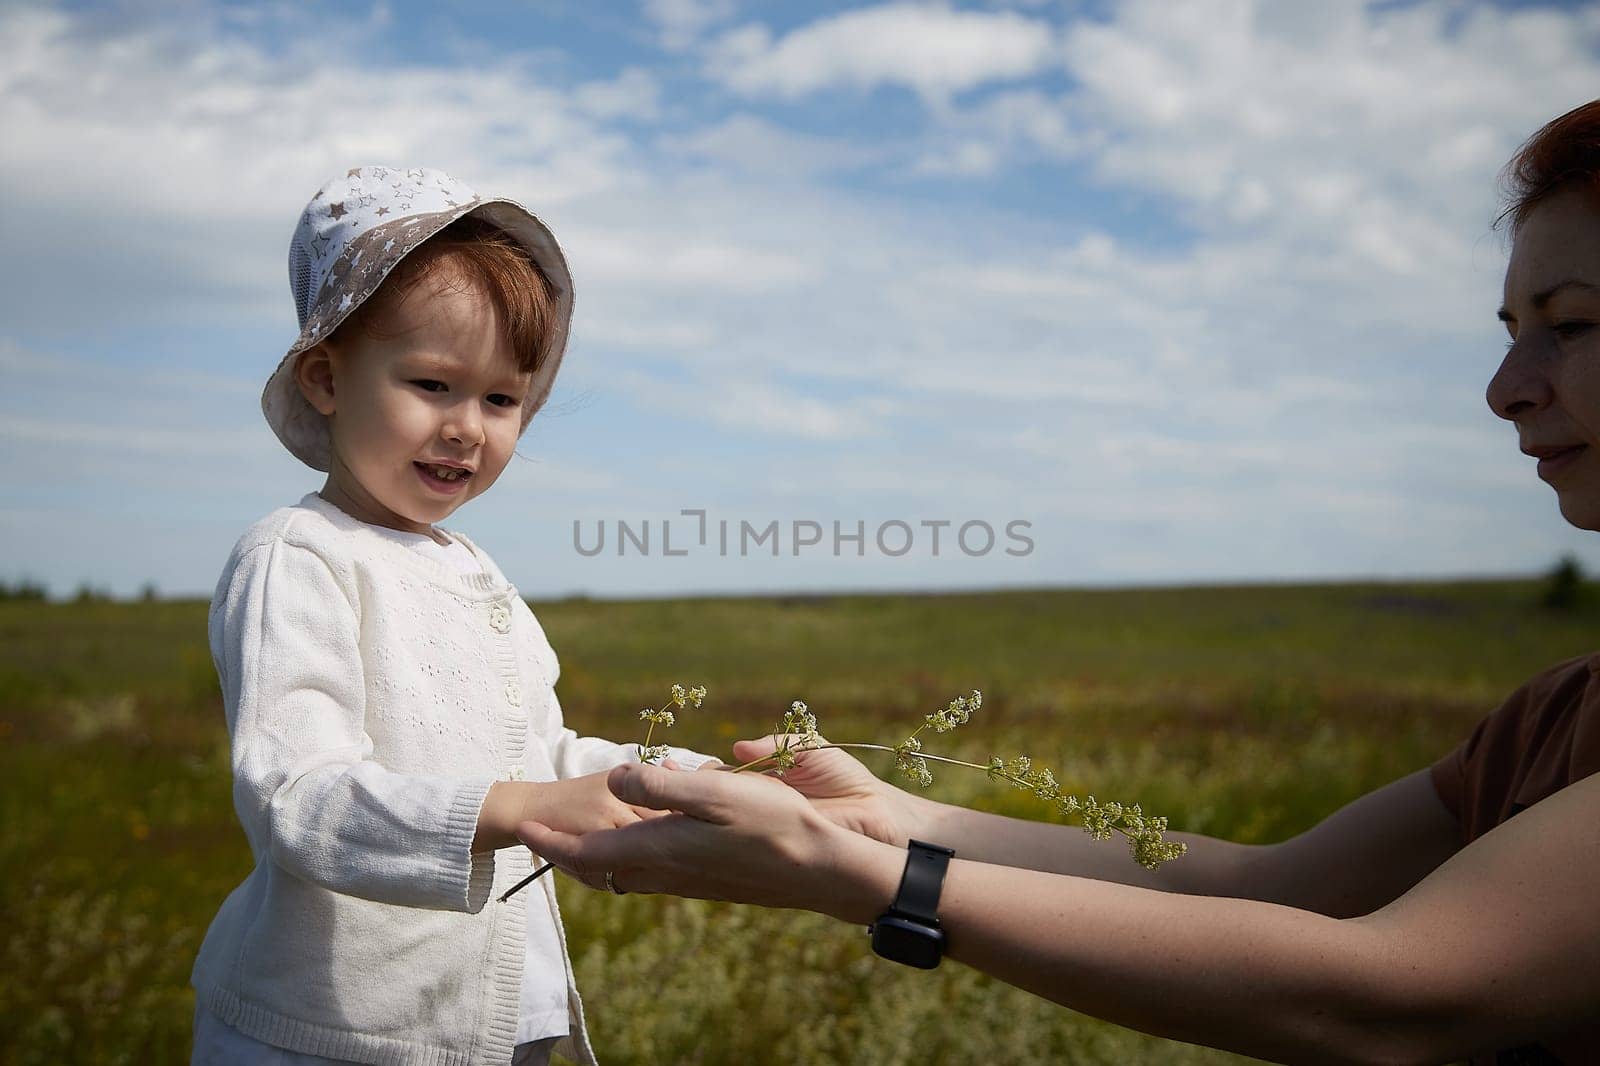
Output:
[604, 870, 627, 895]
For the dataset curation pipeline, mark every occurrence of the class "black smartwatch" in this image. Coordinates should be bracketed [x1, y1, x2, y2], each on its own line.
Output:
[868, 839, 955, 969]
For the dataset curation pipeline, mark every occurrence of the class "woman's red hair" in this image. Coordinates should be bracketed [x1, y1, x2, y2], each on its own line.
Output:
[1501, 99, 1600, 231]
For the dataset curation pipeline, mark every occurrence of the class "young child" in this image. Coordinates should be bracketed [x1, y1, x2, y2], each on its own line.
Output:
[191, 166, 710, 1066]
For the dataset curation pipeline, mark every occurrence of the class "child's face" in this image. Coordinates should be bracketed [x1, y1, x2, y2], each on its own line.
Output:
[301, 263, 533, 536]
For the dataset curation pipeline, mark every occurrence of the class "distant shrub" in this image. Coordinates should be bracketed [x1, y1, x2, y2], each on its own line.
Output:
[0, 578, 48, 602]
[73, 583, 113, 604]
[1540, 555, 1587, 610]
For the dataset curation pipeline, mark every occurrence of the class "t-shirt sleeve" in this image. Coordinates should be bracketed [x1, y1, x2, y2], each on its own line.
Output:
[211, 539, 497, 912]
[1429, 719, 1478, 828]
[1427, 664, 1566, 846]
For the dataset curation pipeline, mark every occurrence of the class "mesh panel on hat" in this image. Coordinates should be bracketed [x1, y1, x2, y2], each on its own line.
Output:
[290, 237, 316, 328]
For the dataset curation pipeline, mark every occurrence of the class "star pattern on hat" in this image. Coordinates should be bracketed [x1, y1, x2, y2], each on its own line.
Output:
[329, 202, 347, 220]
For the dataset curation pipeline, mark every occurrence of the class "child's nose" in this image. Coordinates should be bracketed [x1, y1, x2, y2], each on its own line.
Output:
[442, 401, 485, 445]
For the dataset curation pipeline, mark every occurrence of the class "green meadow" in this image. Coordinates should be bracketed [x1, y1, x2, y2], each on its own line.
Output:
[2, 580, 1594, 1064]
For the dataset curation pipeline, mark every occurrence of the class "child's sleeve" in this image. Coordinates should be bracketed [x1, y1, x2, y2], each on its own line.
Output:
[211, 539, 498, 913]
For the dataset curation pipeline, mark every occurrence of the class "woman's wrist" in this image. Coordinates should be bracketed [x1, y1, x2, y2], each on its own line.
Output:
[885, 784, 940, 845]
[813, 825, 906, 925]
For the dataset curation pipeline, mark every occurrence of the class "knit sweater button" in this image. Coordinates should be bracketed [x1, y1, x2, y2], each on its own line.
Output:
[504, 682, 522, 706]
[488, 604, 510, 633]
[507, 766, 526, 780]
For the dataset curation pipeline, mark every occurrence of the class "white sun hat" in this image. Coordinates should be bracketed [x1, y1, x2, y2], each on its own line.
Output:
[261, 165, 575, 471]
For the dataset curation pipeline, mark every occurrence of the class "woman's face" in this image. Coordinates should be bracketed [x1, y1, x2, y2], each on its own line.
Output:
[1488, 185, 1600, 530]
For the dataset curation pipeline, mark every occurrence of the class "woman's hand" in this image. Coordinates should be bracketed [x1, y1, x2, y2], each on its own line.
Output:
[732, 735, 927, 847]
[517, 761, 902, 922]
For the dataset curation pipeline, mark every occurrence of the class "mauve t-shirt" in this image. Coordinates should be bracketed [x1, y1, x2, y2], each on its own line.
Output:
[1430, 653, 1600, 1065]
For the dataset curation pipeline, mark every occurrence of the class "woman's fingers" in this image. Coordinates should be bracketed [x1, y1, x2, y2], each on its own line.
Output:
[518, 820, 641, 893]
[731, 735, 783, 763]
[605, 760, 767, 824]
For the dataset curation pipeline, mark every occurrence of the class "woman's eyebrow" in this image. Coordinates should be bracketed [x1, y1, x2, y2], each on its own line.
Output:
[1530, 279, 1600, 308]
[1501, 280, 1600, 320]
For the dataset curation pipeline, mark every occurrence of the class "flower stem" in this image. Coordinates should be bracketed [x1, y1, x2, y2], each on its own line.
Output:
[732, 743, 1153, 844]
[730, 742, 976, 774]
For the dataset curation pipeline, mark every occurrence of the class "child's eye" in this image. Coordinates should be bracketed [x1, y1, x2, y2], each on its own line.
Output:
[487, 394, 521, 408]
[411, 379, 447, 393]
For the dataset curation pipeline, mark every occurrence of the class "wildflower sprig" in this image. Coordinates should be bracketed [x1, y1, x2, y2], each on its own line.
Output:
[499, 682, 1182, 903]
[733, 688, 1186, 871]
[637, 682, 707, 764]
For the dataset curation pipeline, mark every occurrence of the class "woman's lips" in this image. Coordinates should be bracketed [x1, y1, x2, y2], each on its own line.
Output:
[1535, 445, 1586, 481]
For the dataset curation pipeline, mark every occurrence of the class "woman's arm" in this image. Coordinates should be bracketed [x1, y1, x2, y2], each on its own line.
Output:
[520, 762, 1600, 1064]
[731, 738, 1461, 916]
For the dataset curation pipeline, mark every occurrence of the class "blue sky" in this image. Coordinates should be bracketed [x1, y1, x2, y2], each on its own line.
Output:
[5, 0, 1600, 599]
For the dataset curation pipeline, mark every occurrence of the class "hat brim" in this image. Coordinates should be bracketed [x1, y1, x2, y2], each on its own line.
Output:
[261, 198, 575, 472]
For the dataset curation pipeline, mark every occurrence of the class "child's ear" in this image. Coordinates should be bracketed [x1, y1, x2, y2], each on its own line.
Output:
[295, 345, 338, 416]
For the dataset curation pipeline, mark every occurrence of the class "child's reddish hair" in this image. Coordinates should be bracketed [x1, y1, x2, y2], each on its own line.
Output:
[330, 216, 559, 376]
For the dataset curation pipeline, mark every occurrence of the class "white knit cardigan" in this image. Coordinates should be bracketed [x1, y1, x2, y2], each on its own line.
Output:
[193, 493, 649, 1066]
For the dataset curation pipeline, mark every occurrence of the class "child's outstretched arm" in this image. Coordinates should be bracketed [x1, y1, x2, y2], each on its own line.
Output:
[472, 772, 659, 852]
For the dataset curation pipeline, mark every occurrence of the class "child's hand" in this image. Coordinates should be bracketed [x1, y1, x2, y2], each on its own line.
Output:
[518, 770, 665, 836]
[476, 772, 664, 852]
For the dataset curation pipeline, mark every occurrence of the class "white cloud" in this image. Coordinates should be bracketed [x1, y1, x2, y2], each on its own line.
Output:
[563, 222, 816, 291]
[617, 370, 899, 439]
[643, 0, 738, 52]
[0, 5, 640, 331]
[572, 67, 662, 122]
[707, 3, 1058, 102]
[661, 113, 887, 178]
[7, 1, 1600, 597]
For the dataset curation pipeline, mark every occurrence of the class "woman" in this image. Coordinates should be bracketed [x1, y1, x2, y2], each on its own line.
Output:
[521, 102, 1600, 1064]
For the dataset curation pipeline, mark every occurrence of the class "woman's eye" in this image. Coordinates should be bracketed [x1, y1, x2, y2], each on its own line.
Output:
[1554, 321, 1595, 340]
[411, 379, 447, 392]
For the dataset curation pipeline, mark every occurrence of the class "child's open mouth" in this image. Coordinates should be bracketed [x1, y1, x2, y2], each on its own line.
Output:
[415, 461, 473, 493]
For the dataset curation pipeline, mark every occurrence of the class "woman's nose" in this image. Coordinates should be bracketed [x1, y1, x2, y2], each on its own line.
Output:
[1485, 336, 1554, 421]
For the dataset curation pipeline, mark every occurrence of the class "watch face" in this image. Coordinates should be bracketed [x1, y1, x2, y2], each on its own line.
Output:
[871, 916, 944, 969]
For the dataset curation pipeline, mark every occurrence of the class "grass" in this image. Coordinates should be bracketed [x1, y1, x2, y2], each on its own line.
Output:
[1, 579, 1594, 1064]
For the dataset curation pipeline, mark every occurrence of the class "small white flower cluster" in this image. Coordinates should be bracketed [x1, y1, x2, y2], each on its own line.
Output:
[925, 690, 982, 733]
[763, 700, 822, 772]
[891, 688, 983, 788]
[638, 682, 707, 764]
[893, 735, 933, 788]
[780, 700, 819, 742]
[670, 683, 708, 708]
[986, 755, 1186, 869]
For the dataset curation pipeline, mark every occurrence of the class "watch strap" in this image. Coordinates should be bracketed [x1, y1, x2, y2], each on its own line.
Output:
[891, 839, 955, 923]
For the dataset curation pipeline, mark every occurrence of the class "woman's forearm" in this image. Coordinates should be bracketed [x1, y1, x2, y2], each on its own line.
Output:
[899, 769, 1460, 917]
[816, 833, 1419, 1064]
[903, 791, 1259, 896]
